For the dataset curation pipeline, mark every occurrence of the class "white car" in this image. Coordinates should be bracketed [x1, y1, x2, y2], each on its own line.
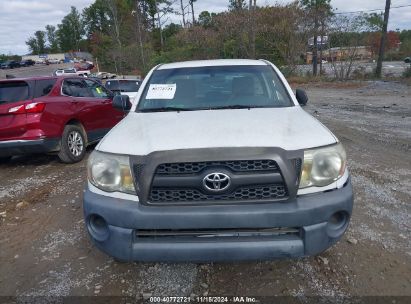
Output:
[93, 72, 117, 79]
[84, 59, 353, 262]
[105, 79, 141, 101]
[53, 68, 90, 77]
[48, 59, 60, 64]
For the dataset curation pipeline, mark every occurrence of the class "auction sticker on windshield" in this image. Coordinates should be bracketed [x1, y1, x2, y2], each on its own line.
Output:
[146, 84, 176, 99]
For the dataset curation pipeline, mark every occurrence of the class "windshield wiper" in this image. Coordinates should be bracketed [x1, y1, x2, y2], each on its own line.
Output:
[208, 105, 268, 110]
[139, 106, 196, 112]
[139, 105, 269, 112]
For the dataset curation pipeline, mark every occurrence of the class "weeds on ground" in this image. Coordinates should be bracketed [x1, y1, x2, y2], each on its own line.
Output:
[287, 75, 328, 85]
[287, 75, 366, 89]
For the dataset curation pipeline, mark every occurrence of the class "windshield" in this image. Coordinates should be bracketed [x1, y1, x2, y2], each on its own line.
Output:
[0, 81, 29, 104]
[137, 65, 293, 112]
[106, 80, 140, 92]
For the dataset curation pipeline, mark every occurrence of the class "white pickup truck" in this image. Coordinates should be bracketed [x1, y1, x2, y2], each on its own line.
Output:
[53, 68, 91, 77]
[83, 59, 353, 262]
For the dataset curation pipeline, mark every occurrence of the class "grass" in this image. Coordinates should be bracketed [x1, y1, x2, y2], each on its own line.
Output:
[287, 75, 367, 89]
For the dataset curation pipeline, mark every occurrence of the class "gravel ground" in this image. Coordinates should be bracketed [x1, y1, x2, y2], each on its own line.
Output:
[0, 65, 410, 303]
[0, 63, 70, 79]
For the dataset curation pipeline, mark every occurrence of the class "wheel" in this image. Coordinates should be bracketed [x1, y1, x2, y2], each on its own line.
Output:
[58, 125, 86, 163]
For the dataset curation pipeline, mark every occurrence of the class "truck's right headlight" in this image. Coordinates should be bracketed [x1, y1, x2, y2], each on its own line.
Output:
[87, 150, 135, 194]
[299, 143, 347, 189]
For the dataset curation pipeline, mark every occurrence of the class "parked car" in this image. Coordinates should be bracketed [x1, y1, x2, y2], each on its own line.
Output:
[84, 59, 353, 262]
[47, 59, 60, 64]
[53, 68, 76, 76]
[91, 72, 117, 79]
[53, 68, 91, 77]
[105, 79, 141, 101]
[1, 60, 20, 69]
[20, 59, 36, 67]
[0, 76, 124, 163]
[75, 61, 94, 71]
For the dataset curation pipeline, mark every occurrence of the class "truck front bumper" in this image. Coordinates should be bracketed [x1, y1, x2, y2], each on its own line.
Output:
[83, 179, 353, 262]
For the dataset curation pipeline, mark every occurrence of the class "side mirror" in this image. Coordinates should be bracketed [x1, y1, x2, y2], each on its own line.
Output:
[295, 88, 308, 106]
[113, 95, 132, 112]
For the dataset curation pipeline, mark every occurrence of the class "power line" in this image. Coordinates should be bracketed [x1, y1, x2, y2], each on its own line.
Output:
[334, 4, 411, 15]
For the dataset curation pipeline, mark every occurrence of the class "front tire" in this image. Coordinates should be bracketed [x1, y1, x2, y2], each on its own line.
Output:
[58, 125, 86, 163]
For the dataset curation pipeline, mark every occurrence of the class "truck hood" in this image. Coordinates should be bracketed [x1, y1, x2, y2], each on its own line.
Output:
[97, 107, 337, 155]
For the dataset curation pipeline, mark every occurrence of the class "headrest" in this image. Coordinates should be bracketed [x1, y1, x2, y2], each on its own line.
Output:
[232, 76, 255, 96]
[174, 79, 196, 99]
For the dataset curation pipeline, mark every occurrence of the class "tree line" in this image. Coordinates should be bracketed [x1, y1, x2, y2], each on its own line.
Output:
[24, 0, 411, 77]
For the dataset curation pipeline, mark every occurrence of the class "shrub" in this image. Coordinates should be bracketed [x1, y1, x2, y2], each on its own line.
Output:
[403, 67, 411, 78]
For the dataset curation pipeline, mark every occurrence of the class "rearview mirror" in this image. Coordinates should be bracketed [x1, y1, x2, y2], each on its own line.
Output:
[113, 95, 132, 112]
[295, 88, 308, 106]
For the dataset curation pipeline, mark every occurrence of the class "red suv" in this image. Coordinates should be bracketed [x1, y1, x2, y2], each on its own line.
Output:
[0, 76, 123, 163]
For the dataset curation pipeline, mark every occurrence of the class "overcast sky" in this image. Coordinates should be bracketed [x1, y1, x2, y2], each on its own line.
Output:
[0, 0, 410, 55]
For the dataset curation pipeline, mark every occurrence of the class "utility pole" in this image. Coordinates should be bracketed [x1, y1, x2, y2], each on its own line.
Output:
[376, 0, 391, 78]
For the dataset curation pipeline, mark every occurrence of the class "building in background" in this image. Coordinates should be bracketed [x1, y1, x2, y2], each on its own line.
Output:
[22, 52, 93, 63]
[306, 46, 372, 64]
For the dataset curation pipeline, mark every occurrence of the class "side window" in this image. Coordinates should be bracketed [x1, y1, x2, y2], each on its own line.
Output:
[34, 79, 57, 98]
[84, 79, 109, 98]
[62, 79, 92, 97]
[62, 80, 72, 96]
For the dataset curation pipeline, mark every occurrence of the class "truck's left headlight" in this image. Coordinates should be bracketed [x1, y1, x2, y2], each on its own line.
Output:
[87, 151, 135, 194]
[299, 143, 347, 189]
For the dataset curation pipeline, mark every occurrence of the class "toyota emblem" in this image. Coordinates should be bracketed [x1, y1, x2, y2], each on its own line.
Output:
[203, 173, 231, 192]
